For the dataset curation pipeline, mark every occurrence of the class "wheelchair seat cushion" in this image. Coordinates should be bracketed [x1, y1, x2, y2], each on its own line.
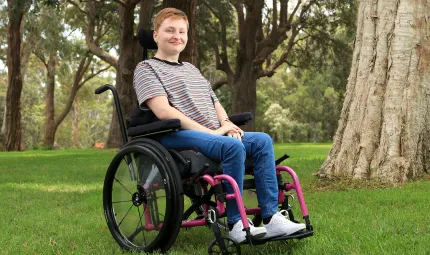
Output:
[170, 149, 254, 178]
[128, 119, 181, 137]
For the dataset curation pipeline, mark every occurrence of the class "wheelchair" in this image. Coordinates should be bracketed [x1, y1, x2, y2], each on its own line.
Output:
[94, 29, 313, 255]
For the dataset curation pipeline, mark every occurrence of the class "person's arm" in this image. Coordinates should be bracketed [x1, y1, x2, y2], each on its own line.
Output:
[213, 101, 244, 139]
[214, 101, 230, 126]
[146, 96, 239, 136]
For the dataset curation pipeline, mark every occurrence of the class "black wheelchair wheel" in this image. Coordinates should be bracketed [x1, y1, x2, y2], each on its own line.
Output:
[103, 144, 183, 253]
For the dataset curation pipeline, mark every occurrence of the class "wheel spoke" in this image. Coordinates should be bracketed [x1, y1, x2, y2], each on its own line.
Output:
[137, 206, 147, 245]
[112, 200, 132, 204]
[118, 204, 134, 227]
[105, 145, 182, 252]
[114, 177, 133, 195]
[125, 206, 147, 243]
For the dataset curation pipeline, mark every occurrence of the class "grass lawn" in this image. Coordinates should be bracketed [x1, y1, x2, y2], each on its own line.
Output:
[0, 144, 429, 255]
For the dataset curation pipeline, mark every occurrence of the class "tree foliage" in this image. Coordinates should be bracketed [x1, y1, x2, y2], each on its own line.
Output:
[1, 0, 358, 148]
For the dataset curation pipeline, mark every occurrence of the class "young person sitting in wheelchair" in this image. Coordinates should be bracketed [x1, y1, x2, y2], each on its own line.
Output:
[133, 8, 306, 243]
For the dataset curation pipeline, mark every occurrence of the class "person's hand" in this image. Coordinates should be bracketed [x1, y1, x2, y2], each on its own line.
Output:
[211, 122, 241, 136]
[226, 130, 243, 141]
[224, 121, 244, 140]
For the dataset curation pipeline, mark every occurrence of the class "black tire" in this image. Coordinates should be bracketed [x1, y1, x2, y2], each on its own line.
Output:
[103, 143, 183, 253]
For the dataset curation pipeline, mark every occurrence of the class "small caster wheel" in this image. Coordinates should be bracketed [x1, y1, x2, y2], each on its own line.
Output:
[208, 236, 241, 255]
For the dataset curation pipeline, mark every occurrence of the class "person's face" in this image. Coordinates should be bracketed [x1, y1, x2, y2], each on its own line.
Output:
[154, 17, 188, 57]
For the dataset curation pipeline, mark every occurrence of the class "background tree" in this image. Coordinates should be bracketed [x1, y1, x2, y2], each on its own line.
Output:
[2, 0, 58, 151]
[0, 6, 6, 149]
[34, 5, 111, 147]
[317, 0, 430, 182]
[2, 0, 32, 151]
[198, 0, 318, 131]
[163, 0, 198, 66]
[67, 0, 154, 148]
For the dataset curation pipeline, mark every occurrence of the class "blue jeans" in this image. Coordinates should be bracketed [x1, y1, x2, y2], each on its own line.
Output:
[159, 130, 279, 224]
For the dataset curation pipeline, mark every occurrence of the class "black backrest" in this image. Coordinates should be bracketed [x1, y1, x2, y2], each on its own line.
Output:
[129, 29, 160, 128]
[138, 29, 158, 60]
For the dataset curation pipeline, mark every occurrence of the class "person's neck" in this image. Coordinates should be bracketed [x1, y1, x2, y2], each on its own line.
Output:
[154, 52, 180, 63]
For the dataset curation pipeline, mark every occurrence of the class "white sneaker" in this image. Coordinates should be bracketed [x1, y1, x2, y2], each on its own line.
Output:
[229, 219, 267, 243]
[263, 210, 306, 239]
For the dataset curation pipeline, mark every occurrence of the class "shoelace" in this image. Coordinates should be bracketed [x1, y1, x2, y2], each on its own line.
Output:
[271, 209, 291, 224]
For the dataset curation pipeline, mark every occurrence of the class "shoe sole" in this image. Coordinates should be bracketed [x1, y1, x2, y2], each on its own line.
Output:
[230, 229, 267, 243]
[252, 232, 267, 239]
[263, 226, 305, 239]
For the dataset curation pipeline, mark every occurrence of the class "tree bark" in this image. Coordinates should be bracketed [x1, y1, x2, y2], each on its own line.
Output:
[229, 0, 264, 131]
[73, 95, 79, 147]
[206, 0, 315, 131]
[231, 63, 258, 131]
[163, 0, 198, 66]
[43, 51, 57, 147]
[3, 0, 30, 151]
[105, 3, 142, 148]
[317, 0, 430, 183]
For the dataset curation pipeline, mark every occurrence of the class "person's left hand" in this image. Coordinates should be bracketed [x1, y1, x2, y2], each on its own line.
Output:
[226, 129, 244, 140]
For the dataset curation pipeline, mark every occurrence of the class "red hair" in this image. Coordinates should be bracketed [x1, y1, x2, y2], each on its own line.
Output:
[154, 8, 189, 31]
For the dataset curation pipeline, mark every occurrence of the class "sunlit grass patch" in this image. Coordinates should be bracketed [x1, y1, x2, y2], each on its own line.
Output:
[0, 146, 429, 255]
[1, 182, 102, 193]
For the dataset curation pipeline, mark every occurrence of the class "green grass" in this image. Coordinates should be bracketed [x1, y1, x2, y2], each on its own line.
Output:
[0, 145, 429, 255]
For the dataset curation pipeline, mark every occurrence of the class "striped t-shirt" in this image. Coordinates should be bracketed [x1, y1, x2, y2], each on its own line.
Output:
[133, 58, 221, 130]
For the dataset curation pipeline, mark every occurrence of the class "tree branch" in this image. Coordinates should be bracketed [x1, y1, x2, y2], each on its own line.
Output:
[35, 53, 48, 69]
[66, 0, 88, 15]
[211, 77, 228, 91]
[54, 56, 89, 129]
[287, 0, 301, 25]
[203, 0, 234, 78]
[271, 0, 278, 33]
[231, 1, 246, 47]
[257, 26, 300, 78]
[79, 64, 112, 87]
[128, 0, 141, 6]
[85, 0, 118, 68]
[254, 0, 316, 67]
[112, 0, 127, 7]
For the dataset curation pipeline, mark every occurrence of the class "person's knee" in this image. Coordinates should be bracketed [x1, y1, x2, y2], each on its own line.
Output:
[224, 139, 246, 161]
[256, 132, 274, 148]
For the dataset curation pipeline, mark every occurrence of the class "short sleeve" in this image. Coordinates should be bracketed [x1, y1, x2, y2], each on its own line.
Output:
[207, 81, 219, 103]
[133, 62, 167, 109]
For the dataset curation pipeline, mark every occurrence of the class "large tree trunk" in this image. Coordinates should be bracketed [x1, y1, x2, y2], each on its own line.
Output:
[43, 51, 57, 147]
[0, 96, 5, 151]
[73, 95, 79, 147]
[163, 0, 198, 66]
[105, 4, 141, 148]
[3, 0, 30, 151]
[317, 0, 430, 183]
[229, 1, 263, 131]
[231, 62, 257, 131]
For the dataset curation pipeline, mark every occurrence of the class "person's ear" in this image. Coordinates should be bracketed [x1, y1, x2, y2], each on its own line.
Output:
[153, 31, 158, 44]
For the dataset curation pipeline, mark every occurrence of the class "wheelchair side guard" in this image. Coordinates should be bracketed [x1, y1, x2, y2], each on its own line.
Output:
[202, 174, 255, 244]
[202, 175, 249, 226]
[277, 165, 314, 233]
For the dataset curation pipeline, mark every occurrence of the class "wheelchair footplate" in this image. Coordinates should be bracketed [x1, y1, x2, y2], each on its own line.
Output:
[245, 228, 314, 245]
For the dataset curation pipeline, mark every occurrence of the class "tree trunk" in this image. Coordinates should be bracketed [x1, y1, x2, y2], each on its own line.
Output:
[3, 0, 30, 151]
[229, 1, 263, 131]
[0, 95, 5, 151]
[43, 51, 57, 147]
[317, 0, 430, 183]
[163, 0, 198, 66]
[231, 62, 257, 131]
[105, 4, 141, 148]
[73, 95, 79, 147]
